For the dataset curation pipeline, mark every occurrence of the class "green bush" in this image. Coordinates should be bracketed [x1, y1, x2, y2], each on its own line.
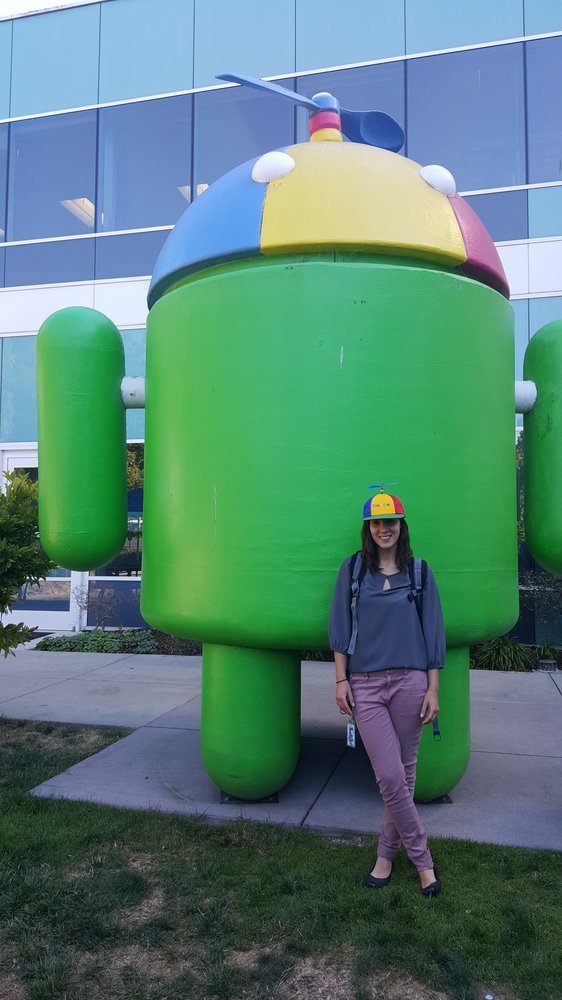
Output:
[0, 472, 54, 656]
[471, 635, 535, 672]
[36, 629, 158, 654]
[534, 643, 557, 661]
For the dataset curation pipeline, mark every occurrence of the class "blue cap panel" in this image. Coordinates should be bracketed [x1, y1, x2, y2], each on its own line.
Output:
[148, 156, 266, 308]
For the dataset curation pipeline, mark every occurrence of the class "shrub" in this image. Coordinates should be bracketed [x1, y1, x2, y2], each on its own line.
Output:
[471, 635, 535, 672]
[0, 472, 54, 656]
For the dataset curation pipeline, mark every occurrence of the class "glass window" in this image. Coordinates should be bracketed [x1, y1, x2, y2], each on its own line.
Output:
[407, 44, 526, 191]
[405, 0, 523, 54]
[99, 0, 194, 104]
[91, 443, 144, 585]
[7, 111, 97, 241]
[528, 186, 562, 238]
[0, 22, 10, 120]
[527, 37, 562, 183]
[463, 191, 528, 242]
[512, 298, 529, 381]
[296, 62, 405, 146]
[194, 84, 296, 191]
[296, 0, 404, 71]
[0, 125, 7, 244]
[0, 335, 37, 442]
[98, 96, 191, 232]
[121, 328, 146, 441]
[524, 0, 562, 34]
[529, 295, 562, 335]
[86, 579, 146, 627]
[10, 5, 99, 118]
[194, 0, 295, 89]
[0, 247, 5, 288]
[95, 231, 169, 280]
[5, 239, 94, 287]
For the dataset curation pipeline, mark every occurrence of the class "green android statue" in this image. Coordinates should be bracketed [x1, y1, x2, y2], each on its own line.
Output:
[37, 78, 562, 802]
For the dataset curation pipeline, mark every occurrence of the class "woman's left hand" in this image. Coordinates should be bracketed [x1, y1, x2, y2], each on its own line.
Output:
[420, 687, 439, 724]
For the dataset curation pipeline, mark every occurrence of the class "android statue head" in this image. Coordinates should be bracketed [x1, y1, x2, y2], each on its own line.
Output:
[141, 75, 513, 654]
[38, 74, 562, 802]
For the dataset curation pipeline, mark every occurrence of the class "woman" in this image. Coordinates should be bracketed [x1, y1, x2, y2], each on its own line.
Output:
[329, 486, 445, 897]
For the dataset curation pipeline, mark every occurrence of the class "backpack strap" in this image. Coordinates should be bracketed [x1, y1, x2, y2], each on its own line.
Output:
[408, 557, 427, 635]
[347, 552, 367, 656]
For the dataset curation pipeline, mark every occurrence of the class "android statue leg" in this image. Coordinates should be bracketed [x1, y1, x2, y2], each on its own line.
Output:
[200, 644, 301, 800]
[414, 646, 470, 802]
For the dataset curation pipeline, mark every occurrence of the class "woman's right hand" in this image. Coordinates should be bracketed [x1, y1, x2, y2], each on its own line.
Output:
[336, 680, 355, 717]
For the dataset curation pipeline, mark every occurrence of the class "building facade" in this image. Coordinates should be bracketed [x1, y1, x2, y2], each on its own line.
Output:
[1, 0, 561, 638]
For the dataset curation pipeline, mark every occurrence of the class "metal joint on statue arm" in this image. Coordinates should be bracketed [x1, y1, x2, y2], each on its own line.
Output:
[515, 381, 537, 413]
[121, 376, 146, 408]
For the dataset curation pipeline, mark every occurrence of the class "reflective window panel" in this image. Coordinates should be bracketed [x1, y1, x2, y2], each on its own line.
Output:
[405, 0, 523, 54]
[407, 44, 526, 191]
[0, 125, 6, 242]
[7, 111, 97, 241]
[0, 21, 10, 120]
[527, 36, 562, 183]
[529, 295, 562, 335]
[524, 0, 562, 34]
[86, 579, 146, 627]
[0, 247, 4, 287]
[463, 190, 528, 242]
[512, 298, 529, 381]
[95, 231, 169, 280]
[98, 96, 191, 232]
[10, 5, 100, 117]
[528, 186, 562, 239]
[5, 239, 95, 287]
[194, 0, 295, 89]
[194, 84, 296, 191]
[12, 578, 71, 612]
[0, 335, 37, 442]
[121, 329, 146, 441]
[296, 0, 405, 70]
[296, 62, 405, 146]
[99, 0, 194, 104]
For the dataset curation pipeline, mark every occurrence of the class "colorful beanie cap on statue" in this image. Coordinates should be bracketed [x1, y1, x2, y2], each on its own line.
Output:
[362, 483, 406, 520]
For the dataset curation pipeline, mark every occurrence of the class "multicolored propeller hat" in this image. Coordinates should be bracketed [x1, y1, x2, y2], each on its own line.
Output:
[362, 482, 406, 520]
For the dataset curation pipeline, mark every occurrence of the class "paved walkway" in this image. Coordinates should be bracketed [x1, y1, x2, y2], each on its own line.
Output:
[1, 649, 561, 851]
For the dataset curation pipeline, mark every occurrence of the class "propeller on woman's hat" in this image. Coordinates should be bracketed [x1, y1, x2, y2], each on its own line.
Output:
[216, 72, 404, 152]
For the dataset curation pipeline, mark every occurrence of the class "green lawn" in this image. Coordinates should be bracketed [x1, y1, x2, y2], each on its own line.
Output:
[0, 718, 560, 1000]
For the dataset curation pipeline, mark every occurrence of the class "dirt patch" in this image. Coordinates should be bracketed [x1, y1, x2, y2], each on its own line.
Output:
[1, 722, 119, 758]
[0, 971, 25, 1000]
[75, 942, 199, 989]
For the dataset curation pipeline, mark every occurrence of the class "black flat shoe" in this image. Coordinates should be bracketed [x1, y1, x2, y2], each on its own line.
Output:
[363, 862, 393, 889]
[420, 865, 441, 898]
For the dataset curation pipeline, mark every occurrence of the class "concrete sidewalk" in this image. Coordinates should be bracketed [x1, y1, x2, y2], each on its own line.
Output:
[1, 648, 561, 851]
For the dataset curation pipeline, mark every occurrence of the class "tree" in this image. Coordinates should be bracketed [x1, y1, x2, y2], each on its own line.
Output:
[127, 444, 144, 490]
[0, 472, 54, 656]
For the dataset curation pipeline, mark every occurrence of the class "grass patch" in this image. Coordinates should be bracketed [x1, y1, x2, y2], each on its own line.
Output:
[0, 718, 561, 999]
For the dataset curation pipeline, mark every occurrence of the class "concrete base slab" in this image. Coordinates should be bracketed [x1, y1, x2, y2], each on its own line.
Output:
[3, 650, 559, 852]
[471, 700, 562, 755]
[32, 728, 345, 827]
[0, 652, 201, 728]
[469, 669, 559, 702]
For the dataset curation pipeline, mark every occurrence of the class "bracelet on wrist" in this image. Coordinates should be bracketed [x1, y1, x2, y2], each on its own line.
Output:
[335, 678, 347, 684]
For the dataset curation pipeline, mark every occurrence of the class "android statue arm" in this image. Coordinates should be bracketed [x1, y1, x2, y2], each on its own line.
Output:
[518, 320, 562, 575]
[37, 305, 301, 802]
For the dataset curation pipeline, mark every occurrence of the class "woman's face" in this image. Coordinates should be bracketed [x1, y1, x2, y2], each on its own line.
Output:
[369, 518, 401, 551]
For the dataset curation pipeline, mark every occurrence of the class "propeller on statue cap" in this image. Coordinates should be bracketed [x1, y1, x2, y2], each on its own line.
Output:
[216, 73, 405, 152]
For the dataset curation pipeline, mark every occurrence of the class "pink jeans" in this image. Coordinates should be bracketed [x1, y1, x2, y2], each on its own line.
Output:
[350, 668, 433, 872]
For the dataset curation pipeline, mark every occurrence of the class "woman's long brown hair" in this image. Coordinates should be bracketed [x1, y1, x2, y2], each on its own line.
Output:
[360, 519, 413, 573]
